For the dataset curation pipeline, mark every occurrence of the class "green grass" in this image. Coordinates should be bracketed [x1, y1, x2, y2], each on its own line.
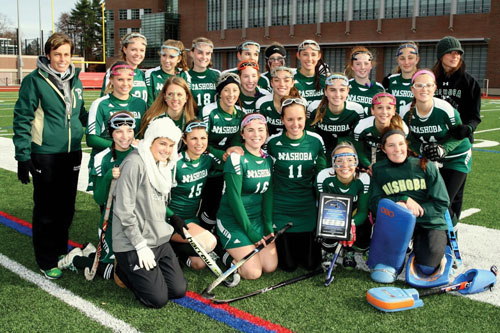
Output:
[1, 93, 500, 331]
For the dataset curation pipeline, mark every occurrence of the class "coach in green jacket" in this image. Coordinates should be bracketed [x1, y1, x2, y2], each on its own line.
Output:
[13, 33, 87, 279]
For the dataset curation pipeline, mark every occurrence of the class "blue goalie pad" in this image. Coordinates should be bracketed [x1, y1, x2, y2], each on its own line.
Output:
[366, 287, 423, 312]
[453, 268, 498, 295]
[371, 264, 397, 283]
[367, 199, 416, 274]
[406, 246, 453, 288]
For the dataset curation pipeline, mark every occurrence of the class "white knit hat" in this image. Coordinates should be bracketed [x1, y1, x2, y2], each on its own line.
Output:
[138, 117, 182, 196]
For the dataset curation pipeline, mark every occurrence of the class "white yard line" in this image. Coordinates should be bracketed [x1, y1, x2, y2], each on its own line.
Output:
[475, 127, 500, 134]
[460, 208, 481, 219]
[0, 253, 140, 333]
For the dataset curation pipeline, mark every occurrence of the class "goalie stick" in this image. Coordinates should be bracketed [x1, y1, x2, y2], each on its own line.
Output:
[85, 179, 116, 281]
[211, 268, 323, 304]
[183, 227, 240, 288]
[324, 242, 342, 286]
[202, 222, 293, 298]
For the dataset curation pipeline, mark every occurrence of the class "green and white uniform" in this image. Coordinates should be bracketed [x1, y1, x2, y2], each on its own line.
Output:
[370, 156, 449, 230]
[223, 68, 271, 92]
[216, 149, 274, 248]
[169, 151, 221, 224]
[386, 73, 413, 114]
[86, 94, 146, 190]
[100, 67, 148, 103]
[347, 79, 385, 118]
[90, 146, 134, 263]
[294, 71, 325, 107]
[353, 116, 409, 169]
[256, 94, 283, 136]
[316, 170, 370, 227]
[144, 66, 188, 107]
[239, 87, 271, 114]
[308, 100, 364, 165]
[400, 97, 472, 173]
[267, 131, 327, 232]
[185, 68, 220, 110]
[202, 101, 245, 160]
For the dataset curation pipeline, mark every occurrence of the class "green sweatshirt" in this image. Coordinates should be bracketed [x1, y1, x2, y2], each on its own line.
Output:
[369, 156, 449, 230]
[13, 56, 87, 161]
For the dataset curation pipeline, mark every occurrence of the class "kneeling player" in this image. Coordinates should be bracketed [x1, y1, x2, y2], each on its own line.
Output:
[369, 129, 449, 281]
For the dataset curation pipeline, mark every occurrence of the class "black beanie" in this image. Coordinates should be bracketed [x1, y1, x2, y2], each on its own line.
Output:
[436, 36, 464, 60]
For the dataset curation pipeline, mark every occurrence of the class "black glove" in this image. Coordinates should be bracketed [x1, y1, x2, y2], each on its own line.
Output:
[170, 214, 188, 239]
[17, 160, 34, 184]
[422, 143, 446, 162]
[449, 124, 472, 140]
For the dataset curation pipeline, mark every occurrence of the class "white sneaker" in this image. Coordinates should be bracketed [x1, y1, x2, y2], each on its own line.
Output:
[82, 242, 97, 257]
[58, 247, 83, 270]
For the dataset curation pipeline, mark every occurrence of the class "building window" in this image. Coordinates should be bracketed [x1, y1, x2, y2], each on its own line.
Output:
[227, 51, 238, 69]
[352, 0, 379, 21]
[248, 0, 266, 28]
[106, 45, 115, 58]
[144, 8, 152, 14]
[119, 9, 127, 20]
[227, 0, 243, 29]
[272, 0, 290, 26]
[457, 0, 490, 14]
[385, 0, 414, 19]
[207, 0, 222, 31]
[324, 0, 346, 22]
[106, 26, 114, 40]
[419, 0, 451, 17]
[105, 10, 114, 21]
[296, 0, 318, 25]
[131, 9, 140, 20]
[119, 28, 128, 38]
[212, 52, 223, 70]
[322, 48, 347, 74]
[131, 27, 140, 33]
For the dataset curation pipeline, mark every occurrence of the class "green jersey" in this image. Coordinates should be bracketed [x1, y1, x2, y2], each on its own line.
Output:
[267, 130, 327, 232]
[202, 100, 245, 160]
[347, 79, 385, 118]
[240, 87, 271, 114]
[217, 149, 274, 244]
[370, 156, 449, 230]
[169, 151, 221, 223]
[90, 146, 134, 263]
[308, 101, 364, 164]
[353, 116, 409, 168]
[86, 94, 146, 190]
[386, 73, 413, 114]
[185, 68, 220, 110]
[294, 70, 325, 106]
[400, 97, 472, 173]
[144, 66, 188, 107]
[100, 67, 148, 103]
[256, 94, 283, 136]
[316, 169, 370, 226]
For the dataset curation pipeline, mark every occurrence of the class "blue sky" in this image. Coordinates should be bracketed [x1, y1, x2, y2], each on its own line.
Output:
[3, 0, 79, 40]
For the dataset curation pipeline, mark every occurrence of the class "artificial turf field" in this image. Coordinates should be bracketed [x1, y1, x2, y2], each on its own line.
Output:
[0, 90, 499, 332]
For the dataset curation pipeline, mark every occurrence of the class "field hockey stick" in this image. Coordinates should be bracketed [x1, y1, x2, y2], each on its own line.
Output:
[84, 179, 116, 281]
[211, 268, 323, 304]
[183, 227, 240, 288]
[202, 222, 292, 298]
[324, 242, 342, 286]
[367, 265, 498, 312]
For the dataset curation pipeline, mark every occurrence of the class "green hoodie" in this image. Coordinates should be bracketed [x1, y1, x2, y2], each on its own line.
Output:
[13, 56, 87, 161]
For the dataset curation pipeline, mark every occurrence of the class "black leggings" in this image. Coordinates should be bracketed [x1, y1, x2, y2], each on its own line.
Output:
[276, 231, 321, 272]
[439, 168, 467, 223]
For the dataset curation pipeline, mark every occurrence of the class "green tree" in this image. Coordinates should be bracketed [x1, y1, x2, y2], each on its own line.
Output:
[66, 0, 103, 61]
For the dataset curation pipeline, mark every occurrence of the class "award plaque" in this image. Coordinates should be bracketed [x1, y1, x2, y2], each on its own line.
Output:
[316, 193, 353, 241]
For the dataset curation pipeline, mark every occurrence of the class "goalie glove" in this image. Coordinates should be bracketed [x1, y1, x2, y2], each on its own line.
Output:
[422, 143, 446, 162]
[340, 223, 356, 247]
[449, 124, 472, 140]
[170, 214, 189, 239]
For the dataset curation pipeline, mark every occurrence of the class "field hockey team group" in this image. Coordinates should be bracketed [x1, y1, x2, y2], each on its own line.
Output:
[13, 31, 480, 308]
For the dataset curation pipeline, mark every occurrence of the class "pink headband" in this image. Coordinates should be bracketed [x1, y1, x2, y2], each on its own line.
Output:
[411, 69, 435, 83]
[241, 113, 267, 130]
[111, 64, 135, 76]
[372, 92, 396, 106]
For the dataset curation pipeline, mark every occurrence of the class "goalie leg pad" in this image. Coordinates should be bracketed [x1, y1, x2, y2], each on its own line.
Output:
[371, 264, 397, 283]
[367, 199, 416, 273]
